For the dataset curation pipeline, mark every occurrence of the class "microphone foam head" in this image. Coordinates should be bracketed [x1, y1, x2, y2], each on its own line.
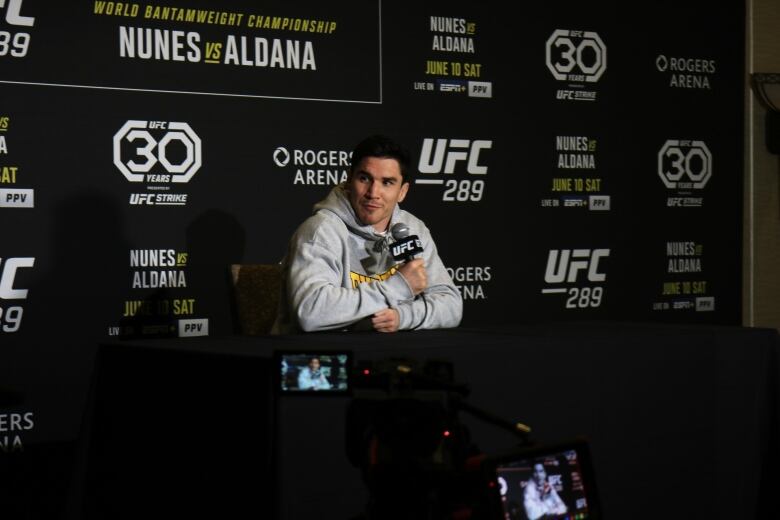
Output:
[391, 222, 410, 240]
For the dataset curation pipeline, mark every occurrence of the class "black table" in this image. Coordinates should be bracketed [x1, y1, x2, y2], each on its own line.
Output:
[79, 323, 780, 520]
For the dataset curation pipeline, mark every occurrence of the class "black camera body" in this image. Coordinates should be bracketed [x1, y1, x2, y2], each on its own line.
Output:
[344, 358, 602, 520]
[345, 358, 482, 519]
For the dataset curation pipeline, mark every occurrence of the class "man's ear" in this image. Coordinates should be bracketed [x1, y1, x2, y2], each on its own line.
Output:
[397, 181, 410, 203]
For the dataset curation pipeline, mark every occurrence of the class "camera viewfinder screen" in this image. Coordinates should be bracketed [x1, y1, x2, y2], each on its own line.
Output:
[279, 352, 350, 393]
[495, 448, 591, 520]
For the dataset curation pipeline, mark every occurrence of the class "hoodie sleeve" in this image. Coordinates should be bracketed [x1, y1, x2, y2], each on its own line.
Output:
[285, 218, 415, 332]
[394, 225, 463, 330]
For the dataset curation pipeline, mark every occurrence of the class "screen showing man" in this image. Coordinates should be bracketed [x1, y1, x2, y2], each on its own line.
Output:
[271, 134, 462, 334]
[495, 449, 591, 520]
[278, 353, 350, 393]
[522, 463, 567, 519]
[297, 356, 332, 390]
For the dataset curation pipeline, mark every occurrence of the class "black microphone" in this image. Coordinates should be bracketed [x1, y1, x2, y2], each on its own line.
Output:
[390, 222, 429, 329]
[390, 223, 424, 262]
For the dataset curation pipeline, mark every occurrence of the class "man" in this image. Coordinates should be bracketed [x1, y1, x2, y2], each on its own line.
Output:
[297, 356, 332, 390]
[523, 463, 567, 520]
[272, 134, 462, 333]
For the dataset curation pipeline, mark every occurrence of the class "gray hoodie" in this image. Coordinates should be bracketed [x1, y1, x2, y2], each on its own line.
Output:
[272, 183, 463, 333]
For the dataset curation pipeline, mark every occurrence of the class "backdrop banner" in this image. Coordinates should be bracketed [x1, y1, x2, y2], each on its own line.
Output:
[0, 0, 743, 464]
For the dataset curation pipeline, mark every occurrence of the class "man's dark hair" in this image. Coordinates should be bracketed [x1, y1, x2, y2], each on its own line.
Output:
[350, 134, 412, 183]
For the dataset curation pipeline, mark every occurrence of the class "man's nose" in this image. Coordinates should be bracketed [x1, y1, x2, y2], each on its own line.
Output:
[366, 181, 380, 197]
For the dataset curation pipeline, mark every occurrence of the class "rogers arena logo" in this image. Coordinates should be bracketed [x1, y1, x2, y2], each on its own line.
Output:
[416, 138, 491, 202]
[0, 0, 34, 59]
[446, 265, 491, 300]
[272, 145, 351, 186]
[0, 410, 34, 453]
[546, 29, 606, 102]
[0, 256, 33, 333]
[658, 139, 711, 207]
[655, 55, 715, 90]
[113, 120, 201, 206]
[541, 249, 607, 309]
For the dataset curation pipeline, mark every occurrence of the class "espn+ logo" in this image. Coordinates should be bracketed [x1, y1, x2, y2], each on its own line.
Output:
[0, 256, 33, 333]
[542, 249, 608, 309]
[416, 138, 491, 202]
[546, 29, 606, 83]
[113, 121, 202, 184]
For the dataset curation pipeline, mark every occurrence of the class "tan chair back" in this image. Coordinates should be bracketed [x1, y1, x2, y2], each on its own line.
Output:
[230, 264, 282, 335]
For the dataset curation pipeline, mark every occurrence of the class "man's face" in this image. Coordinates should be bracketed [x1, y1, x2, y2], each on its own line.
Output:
[533, 463, 547, 484]
[346, 156, 409, 232]
[310, 358, 320, 371]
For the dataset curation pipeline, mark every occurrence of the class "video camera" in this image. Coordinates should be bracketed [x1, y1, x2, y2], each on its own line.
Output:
[271, 351, 601, 520]
[344, 357, 601, 520]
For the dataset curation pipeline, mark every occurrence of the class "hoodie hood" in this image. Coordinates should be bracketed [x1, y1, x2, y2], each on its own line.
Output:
[313, 183, 401, 242]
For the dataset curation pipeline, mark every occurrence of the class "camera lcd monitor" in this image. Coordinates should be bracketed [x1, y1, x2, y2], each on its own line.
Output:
[275, 351, 352, 395]
[488, 439, 601, 520]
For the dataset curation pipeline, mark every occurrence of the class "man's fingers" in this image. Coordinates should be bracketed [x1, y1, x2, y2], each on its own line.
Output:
[372, 308, 399, 333]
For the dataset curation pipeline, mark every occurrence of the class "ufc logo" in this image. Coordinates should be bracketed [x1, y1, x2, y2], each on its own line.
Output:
[391, 238, 421, 257]
[0, 257, 34, 299]
[546, 29, 607, 83]
[113, 120, 202, 183]
[129, 193, 155, 205]
[544, 249, 608, 284]
[658, 140, 712, 189]
[418, 138, 492, 175]
[0, 0, 34, 26]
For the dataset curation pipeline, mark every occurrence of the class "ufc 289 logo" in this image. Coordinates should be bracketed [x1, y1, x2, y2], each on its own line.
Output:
[657, 140, 712, 189]
[416, 138, 491, 202]
[0, 256, 34, 333]
[113, 121, 202, 183]
[542, 249, 608, 309]
[546, 30, 607, 83]
[0, 0, 34, 58]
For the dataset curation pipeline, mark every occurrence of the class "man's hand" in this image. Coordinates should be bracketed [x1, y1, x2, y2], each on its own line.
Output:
[372, 308, 400, 333]
[398, 258, 427, 295]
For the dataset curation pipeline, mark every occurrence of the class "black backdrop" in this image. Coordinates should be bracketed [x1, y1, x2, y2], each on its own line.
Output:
[1, 0, 744, 497]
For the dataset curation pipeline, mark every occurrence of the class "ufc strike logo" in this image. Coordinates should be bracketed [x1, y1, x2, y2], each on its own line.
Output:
[0, 0, 34, 26]
[544, 249, 608, 284]
[546, 30, 607, 83]
[0, 257, 34, 299]
[658, 140, 712, 189]
[113, 121, 202, 183]
[418, 138, 491, 174]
